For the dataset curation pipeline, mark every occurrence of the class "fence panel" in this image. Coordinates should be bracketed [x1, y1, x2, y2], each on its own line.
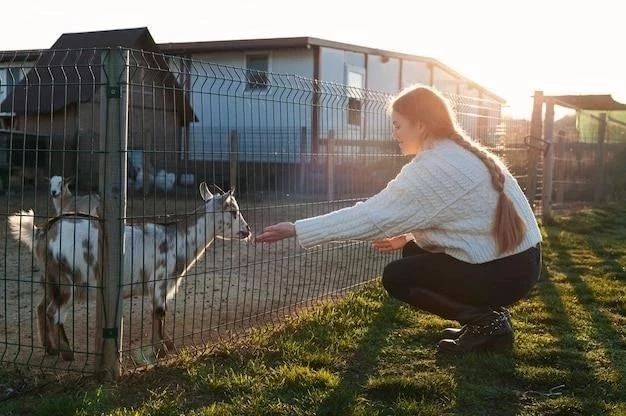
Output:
[0, 47, 532, 378]
[541, 101, 626, 212]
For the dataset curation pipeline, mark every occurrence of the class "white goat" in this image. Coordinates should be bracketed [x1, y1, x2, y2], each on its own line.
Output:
[49, 176, 101, 216]
[8, 182, 251, 361]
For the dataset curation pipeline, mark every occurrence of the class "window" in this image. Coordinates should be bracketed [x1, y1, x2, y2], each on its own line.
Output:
[1, 67, 29, 101]
[8, 67, 25, 85]
[346, 67, 364, 126]
[348, 97, 362, 126]
[245, 55, 269, 90]
[0, 69, 6, 98]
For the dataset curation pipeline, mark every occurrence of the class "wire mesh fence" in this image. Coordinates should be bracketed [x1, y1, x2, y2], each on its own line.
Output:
[0, 47, 534, 378]
[526, 93, 626, 220]
[550, 107, 626, 207]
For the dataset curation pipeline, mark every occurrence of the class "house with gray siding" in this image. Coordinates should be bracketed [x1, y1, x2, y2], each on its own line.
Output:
[158, 37, 506, 170]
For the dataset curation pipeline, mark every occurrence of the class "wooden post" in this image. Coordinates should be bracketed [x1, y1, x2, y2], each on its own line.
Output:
[555, 130, 566, 205]
[97, 47, 128, 380]
[327, 130, 335, 201]
[229, 130, 238, 190]
[541, 101, 555, 223]
[593, 113, 607, 203]
[526, 91, 543, 211]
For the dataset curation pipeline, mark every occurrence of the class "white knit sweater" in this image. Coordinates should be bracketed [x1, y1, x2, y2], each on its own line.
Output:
[294, 139, 542, 264]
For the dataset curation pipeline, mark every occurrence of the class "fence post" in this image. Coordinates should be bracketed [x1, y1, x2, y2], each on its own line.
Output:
[526, 91, 543, 210]
[327, 130, 335, 201]
[299, 126, 307, 193]
[229, 130, 238, 190]
[555, 130, 566, 205]
[594, 113, 607, 203]
[97, 47, 128, 380]
[541, 100, 555, 222]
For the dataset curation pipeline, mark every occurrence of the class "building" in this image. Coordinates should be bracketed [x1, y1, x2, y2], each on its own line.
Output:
[0, 27, 195, 190]
[158, 37, 505, 168]
[0, 30, 505, 191]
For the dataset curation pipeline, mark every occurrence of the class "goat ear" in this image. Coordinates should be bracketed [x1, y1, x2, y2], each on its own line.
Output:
[65, 176, 75, 186]
[199, 182, 213, 201]
[211, 184, 225, 194]
[229, 187, 236, 197]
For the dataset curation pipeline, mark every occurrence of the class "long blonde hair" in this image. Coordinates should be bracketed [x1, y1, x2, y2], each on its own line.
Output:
[390, 84, 525, 254]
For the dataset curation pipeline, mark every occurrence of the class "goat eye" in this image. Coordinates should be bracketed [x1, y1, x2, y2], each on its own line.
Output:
[230, 211, 237, 219]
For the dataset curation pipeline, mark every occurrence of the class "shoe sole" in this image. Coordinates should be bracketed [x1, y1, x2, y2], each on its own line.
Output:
[436, 332, 514, 354]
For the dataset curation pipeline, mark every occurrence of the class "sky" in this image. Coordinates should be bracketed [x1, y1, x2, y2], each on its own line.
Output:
[2, 0, 624, 119]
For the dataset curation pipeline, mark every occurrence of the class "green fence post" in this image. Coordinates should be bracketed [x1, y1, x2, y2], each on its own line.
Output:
[97, 47, 128, 380]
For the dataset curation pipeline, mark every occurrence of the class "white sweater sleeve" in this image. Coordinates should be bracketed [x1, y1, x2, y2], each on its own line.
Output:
[294, 151, 476, 248]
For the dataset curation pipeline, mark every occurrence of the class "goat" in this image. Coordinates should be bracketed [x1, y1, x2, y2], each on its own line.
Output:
[49, 176, 101, 216]
[8, 182, 251, 361]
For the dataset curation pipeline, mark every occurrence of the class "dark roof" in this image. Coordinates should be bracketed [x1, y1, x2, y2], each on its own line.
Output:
[158, 36, 505, 103]
[547, 94, 626, 111]
[1, 27, 196, 123]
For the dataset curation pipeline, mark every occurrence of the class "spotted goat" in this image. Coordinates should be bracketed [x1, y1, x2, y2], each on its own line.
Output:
[49, 175, 101, 216]
[8, 182, 251, 361]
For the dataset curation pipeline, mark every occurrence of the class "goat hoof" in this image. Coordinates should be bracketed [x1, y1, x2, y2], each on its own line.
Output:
[155, 345, 169, 359]
[45, 346, 59, 356]
[164, 338, 175, 352]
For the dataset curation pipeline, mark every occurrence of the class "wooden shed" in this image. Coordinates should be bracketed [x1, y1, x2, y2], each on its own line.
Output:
[0, 27, 196, 190]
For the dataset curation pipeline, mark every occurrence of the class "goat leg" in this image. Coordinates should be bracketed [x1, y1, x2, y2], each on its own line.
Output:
[57, 323, 74, 361]
[37, 296, 55, 355]
[45, 294, 74, 361]
[152, 304, 174, 357]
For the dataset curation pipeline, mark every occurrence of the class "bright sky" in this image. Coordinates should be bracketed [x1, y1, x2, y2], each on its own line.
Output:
[3, 0, 624, 119]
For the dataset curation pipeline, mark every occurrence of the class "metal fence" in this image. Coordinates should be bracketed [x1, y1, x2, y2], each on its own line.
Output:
[527, 91, 626, 222]
[0, 47, 534, 378]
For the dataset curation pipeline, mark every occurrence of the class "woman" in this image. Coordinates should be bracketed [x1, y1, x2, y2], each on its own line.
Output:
[255, 84, 542, 354]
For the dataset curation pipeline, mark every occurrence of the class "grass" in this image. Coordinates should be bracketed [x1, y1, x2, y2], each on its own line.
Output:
[1, 203, 626, 415]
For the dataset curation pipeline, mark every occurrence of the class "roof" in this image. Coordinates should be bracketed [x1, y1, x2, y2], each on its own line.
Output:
[0, 27, 197, 123]
[547, 94, 626, 111]
[158, 36, 505, 103]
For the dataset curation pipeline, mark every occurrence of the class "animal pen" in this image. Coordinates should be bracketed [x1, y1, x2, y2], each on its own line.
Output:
[1, 47, 545, 379]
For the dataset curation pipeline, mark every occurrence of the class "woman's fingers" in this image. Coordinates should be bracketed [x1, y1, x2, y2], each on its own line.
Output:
[255, 229, 279, 243]
[372, 236, 409, 252]
[372, 239, 392, 252]
[255, 222, 296, 243]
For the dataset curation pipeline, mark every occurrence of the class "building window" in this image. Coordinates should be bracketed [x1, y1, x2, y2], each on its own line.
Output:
[8, 67, 25, 84]
[348, 97, 362, 126]
[346, 67, 364, 126]
[245, 54, 269, 90]
[0, 69, 6, 98]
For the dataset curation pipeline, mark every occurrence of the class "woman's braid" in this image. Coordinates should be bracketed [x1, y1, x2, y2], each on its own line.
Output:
[449, 133, 505, 193]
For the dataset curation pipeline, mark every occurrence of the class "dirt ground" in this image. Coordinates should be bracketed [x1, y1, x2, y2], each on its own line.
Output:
[0, 187, 391, 373]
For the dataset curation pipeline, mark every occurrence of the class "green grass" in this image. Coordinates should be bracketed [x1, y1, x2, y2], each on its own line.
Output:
[2, 203, 626, 415]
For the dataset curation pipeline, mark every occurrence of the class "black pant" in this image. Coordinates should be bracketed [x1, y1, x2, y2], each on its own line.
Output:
[381, 241, 541, 316]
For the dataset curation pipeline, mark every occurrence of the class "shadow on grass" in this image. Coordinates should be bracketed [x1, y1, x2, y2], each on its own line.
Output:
[435, 324, 519, 415]
[547, 230, 626, 406]
[503, 218, 626, 416]
[314, 296, 402, 415]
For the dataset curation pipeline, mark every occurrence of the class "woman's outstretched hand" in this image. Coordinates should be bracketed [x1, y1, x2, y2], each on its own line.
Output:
[372, 235, 411, 252]
[255, 222, 296, 243]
